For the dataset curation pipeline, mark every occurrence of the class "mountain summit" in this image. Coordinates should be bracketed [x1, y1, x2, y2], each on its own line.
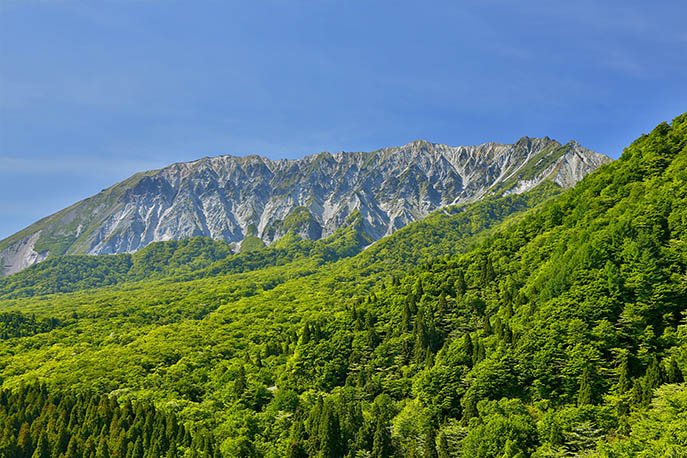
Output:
[0, 137, 609, 275]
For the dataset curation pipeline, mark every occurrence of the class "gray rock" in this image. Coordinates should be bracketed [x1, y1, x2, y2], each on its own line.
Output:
[0, 137, 610, 275]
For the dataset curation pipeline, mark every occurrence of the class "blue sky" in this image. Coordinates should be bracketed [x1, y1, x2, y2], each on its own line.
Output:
[1, 0, 686, 239]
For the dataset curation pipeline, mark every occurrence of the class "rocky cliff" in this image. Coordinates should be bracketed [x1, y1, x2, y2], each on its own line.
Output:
[0, 137, 610, 275]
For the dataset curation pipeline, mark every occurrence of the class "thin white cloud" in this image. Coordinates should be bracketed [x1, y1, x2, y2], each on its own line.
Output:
[0, 155, 156, 178]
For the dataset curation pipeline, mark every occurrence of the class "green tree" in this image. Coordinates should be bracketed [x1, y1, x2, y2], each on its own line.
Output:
[577, 367, 594, 406]
[318, 399, 343, 458]
[665, 357, 683, 383]
[371, 417, 392, 458]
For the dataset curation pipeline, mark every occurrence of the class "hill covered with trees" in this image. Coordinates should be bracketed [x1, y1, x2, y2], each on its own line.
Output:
[0, 114, 685, 457]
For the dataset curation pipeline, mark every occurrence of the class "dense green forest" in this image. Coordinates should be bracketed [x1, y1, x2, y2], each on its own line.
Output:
[0, 114, 685, 457]
[0, 384, 219, 458]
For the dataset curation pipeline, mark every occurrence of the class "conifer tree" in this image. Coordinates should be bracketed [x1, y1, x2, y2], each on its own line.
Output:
[665, 357, 683, 383]
[423, 427, 439, 458]
[578, 366, 594, 406]
[645, 356, 665, 392]
[286, 420, 308, 458]
[65, 436, 80, 458]
[371, 418, 392, 458]
[17, 422, 32, 458]
[31, 431, 50, 458]
[95, 436, 110, 458]
[234, 365, 247, 400]
[317, 400, 342, 458]
[617, 354, 632, 393]
[437, 431, 450, 458]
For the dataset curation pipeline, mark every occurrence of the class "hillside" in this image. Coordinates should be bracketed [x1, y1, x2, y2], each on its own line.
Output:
[0, 114, 685, 457]
[0, 137, 608, 276]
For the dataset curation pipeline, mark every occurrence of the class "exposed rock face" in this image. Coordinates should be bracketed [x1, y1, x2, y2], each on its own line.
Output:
[0, 137, 610, 275]
[0, 232, 48, 276]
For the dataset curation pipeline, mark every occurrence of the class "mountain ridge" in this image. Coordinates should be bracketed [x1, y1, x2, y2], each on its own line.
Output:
[0, 136, 610, 275]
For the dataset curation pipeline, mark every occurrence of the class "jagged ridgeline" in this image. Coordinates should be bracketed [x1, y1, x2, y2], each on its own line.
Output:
[0, 114, 685, 457]
[0, 137, 608, 275]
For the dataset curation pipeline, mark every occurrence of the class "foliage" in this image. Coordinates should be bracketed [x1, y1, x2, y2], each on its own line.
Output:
[0, 384, 218, 457]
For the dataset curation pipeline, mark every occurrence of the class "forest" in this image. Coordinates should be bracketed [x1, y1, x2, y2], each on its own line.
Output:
[0, 114, 685, 457]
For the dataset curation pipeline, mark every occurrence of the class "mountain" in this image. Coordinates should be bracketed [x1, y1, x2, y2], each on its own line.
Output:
[0, 114, 684, 457]
[0, 137, 609, 275]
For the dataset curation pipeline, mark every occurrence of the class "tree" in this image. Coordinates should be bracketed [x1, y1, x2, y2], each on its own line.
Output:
[423, 427, 438, 458]
[234, 365, 247, 399]
[371, 418, 392, 458]
[64, 436, 80, 458]
[95, 436, 110, 458]
[665, 358, 684, 383]
[437, 431, 450, 458]
[16, 422, 32, 457]
[31, 432, 50, 458]
[616, 353, 632, 393]
[286, 420, 308, 458]
[577, 367, 594, 406]
[318, 399, 343, 458]
[643, 356, 666, 405]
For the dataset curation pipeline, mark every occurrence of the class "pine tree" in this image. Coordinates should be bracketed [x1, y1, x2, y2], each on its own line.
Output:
[413, 315, 429, 363]
[307, 397, 324, 454]
[577, 366, 594, 406]
[83, 437, 97, 458]
[645, 356, 665, 391]
[17, 422, 32, 458]
[666, 357, 684, 383]
[317, 400, 342, 458]
[286, 420, 308, 458]
[437, 293, 447, 317]
[461, 393, 478, 425]
[502, 301, 513, 320]
[401, 301, 412, 333]
[437, 431, 450, 458]
[617, 354, 632, 393]
[630, 379, 644, 406]
[483, 316, 492, 335]
[300, 324, 312, 345]
[371, 418, 392, 458]
[461, 334, 474, 367]
[130, 437, 144, 458]
[95, 436, 110, 458]
[233, 365, 247, 400]
[31, 431, 50, 458]
[472, 339, 485, 365]
[112, 431, 127, 458]
[64, 436, 80, 458]
[480, 255, 495, 284]
[423, 427, 438, 458]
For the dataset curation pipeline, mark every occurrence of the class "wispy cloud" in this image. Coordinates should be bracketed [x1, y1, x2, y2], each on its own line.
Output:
[0, 155, 157, 178]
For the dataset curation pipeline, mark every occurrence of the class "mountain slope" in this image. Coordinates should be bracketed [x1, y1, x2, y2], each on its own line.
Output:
[0, 181, 562, 299]
[0, 137, 609, 275]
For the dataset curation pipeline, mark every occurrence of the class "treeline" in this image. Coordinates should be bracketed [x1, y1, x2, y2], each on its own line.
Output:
[0, 384, 219, 458]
